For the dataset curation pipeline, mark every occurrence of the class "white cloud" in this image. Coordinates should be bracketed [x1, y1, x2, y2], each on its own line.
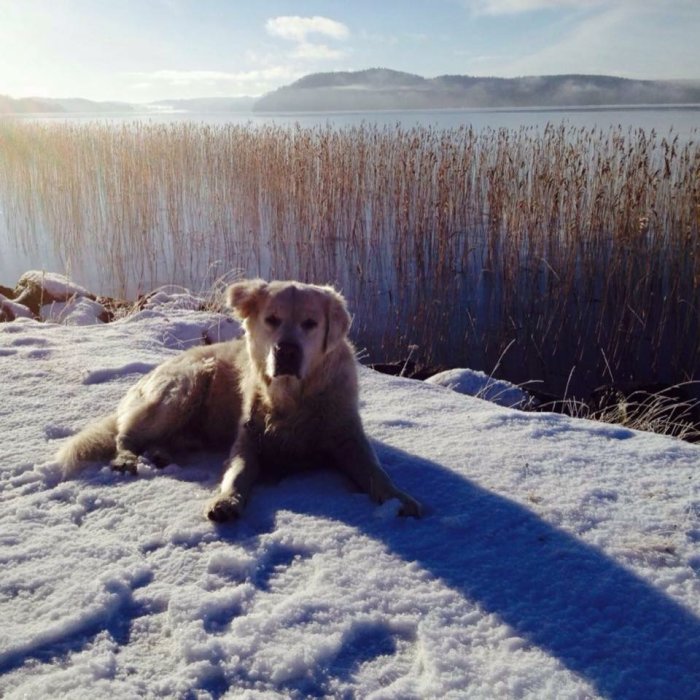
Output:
[138, 70, 245, 86]
[489, 3, 699, 79]
[265, 16, 349, 43]
[130, 67, 298, 83]
[357, 29, 399, 46]
[466, 0, 698, 15]
[264, 15, 349, 64]
[126, 66, 303, 97]
[291, 43, 346, 61]
[467, 0, 604, 14]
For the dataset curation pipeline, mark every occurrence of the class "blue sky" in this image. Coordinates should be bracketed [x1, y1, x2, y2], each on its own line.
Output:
[1, 0, 698, 102]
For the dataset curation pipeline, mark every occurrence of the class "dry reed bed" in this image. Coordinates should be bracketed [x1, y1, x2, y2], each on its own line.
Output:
[0, 120, 698, 397]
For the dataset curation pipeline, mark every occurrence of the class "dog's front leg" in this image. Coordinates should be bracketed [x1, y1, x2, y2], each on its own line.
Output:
[205, 434, 260, 522]
[333, 427, 422, 517]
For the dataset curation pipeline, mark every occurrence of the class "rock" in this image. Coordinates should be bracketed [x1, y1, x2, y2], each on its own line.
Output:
[0, 294, 33, 322]
[13, 271, 95, 315]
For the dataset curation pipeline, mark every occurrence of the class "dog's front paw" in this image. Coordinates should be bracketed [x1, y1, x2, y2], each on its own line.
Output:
[205, 495, 243, 523]
[397, 493, 423, 518]
[145, 447, 173, 469]
[110, 452, 138, 475]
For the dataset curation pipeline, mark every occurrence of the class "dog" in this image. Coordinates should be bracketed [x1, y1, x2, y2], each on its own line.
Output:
[56, 279, 422, 521]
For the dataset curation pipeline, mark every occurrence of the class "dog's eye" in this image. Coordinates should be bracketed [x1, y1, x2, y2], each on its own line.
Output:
[301, 319, 318, 331]
[264, 314, 282, 329]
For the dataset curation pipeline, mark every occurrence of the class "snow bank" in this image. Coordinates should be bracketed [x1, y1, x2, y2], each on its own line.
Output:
[41, 297, 108, 325]
[1, 293, 699, 699]
[16, 270, 93, 301]
[426, 368, 533, 408]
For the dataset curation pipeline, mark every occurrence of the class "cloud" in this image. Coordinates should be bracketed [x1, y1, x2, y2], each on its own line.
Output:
[467, 0, 604, 14]
[466, 0, 696, 15]
[135, 70, 244, 86]
[264, 15, 349, 63]
[126, 66, 302, 96]
[291, 43, 346, 61]
[489, 3, 699, 79]
[265, 16, 349, 43]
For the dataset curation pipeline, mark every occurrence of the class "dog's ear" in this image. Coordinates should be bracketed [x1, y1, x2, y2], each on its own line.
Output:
[322, 287, 351, 352]
[226, 279, 268, 320]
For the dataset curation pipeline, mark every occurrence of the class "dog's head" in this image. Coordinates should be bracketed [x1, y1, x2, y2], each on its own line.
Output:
[226, 279, 351, 383]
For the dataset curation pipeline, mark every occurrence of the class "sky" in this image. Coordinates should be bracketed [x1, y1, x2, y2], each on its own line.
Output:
[0, 0, 699, 103]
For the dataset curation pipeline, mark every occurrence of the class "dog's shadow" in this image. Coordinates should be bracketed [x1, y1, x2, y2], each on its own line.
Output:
[215, 442, 700, 700]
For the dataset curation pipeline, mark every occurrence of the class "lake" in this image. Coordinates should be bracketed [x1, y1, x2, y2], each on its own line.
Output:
[15, 103, 700, 136]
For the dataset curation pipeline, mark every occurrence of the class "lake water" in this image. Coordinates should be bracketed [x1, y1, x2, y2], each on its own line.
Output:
[18, 103, 700, 138]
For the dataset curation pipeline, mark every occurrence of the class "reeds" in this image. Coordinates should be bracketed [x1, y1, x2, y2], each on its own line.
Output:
[546, 382, 700, 442]
[0, 119, 697, 398]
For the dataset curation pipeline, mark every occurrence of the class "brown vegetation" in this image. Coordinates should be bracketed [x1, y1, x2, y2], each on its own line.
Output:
[0, 120, 698, 398]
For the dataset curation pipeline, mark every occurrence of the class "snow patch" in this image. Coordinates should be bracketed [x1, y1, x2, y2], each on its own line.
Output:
[426, 367, 533, 408]
[83, 361, 157, 385]
[17, 270, 93, 300]
[41, 297, 107, 325]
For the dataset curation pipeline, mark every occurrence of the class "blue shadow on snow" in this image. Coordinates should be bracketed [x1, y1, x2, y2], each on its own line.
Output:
[9, 443, 697, 699]
[247, 442, 700, 700]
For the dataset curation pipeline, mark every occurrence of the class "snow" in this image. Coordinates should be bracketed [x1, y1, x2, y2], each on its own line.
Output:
[1, 292, 699, 699]
[426, 368, 533, 409]
[16, 270, 93, 301]
[40, 297, 107, 326]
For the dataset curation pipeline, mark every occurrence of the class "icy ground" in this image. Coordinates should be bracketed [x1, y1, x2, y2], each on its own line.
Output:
[1, 292, 699, 699]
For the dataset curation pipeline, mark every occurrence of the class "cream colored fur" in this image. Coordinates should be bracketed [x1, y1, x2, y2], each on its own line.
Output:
[55, 279, 421, 521]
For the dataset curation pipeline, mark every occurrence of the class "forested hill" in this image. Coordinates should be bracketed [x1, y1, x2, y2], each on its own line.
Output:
[254, 68, 700, 111]
[0, 94, 133, 114]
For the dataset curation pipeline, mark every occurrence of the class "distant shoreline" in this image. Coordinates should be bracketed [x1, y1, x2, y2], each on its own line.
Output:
[3, 68, 700, 116]
[3, 102, 700, 121]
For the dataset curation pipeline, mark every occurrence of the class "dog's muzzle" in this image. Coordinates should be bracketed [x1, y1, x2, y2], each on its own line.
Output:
[272, 341, 303, 378]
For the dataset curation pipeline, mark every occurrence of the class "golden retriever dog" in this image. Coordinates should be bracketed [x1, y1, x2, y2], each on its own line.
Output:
[56, 279, 422, 522]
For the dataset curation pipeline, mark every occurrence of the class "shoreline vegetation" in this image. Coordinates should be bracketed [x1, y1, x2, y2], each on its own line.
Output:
[1, 267, 698, 444]
[0, 120, 698, 438]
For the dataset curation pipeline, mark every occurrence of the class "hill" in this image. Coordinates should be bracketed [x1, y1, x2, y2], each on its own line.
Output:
[0, 95, 62, 114]
[254, 68, 700, 111]
[0, 95, 133, 115]
[4, 70, 698, 116]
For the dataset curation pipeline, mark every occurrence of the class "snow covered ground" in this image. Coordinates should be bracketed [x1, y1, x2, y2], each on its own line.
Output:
[1, 291, 700, 699]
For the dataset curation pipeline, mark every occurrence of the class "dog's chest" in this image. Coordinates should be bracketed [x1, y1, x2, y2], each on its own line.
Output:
[248, 405, 331, 473]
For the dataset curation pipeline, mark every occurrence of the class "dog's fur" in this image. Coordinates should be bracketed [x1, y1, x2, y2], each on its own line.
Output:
[56, 279, 421, 521]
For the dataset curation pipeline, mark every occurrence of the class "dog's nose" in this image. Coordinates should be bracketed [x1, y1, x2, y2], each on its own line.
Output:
[273, 341, 302, 377]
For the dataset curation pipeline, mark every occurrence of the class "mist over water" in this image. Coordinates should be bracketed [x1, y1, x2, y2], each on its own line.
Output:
[12, 104, 700, 138]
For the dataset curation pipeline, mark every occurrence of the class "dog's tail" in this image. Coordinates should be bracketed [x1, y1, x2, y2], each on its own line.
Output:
[56, 415, 118, 477]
